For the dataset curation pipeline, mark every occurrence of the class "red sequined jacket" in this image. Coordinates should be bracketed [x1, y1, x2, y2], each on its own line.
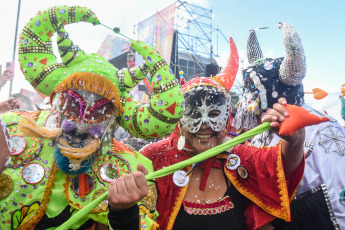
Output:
[140, 131, 304, 230]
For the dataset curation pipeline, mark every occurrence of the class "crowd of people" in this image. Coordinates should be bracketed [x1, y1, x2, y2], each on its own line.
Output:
[0, 5, 344, 230]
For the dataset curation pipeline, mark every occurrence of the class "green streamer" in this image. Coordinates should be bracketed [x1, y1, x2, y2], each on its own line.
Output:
[56, 122, 271, 230]
[100, 23, 131, 40]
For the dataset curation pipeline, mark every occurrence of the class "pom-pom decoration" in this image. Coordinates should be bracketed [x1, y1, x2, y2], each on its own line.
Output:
[88, 124, 103, 138]
[61, 119, 74, 133]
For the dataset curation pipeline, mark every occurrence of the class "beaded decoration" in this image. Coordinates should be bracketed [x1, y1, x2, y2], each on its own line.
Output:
[85, 98, 115, 124]
[60, 89, 86, 122]
[183, 196, 234, 215]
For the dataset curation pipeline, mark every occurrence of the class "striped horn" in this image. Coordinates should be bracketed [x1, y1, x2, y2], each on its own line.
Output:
[18, 6, 100, 96]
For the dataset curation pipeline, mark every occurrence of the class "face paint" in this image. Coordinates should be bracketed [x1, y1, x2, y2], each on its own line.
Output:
[180, 92, 231, 133]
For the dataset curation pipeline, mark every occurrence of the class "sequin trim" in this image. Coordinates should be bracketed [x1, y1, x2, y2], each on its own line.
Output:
[183, 196, 234, 215]
[120, 95, 127, 108]
[48, 7, 59, 31]
[58, 45, 80, 54]
[31, 63, 65, 87]
[147, 105, 180, 124]
[139, 63, 149, 75]
[294, 183, 340, 229]
[117, 71, 126, 92]
[80, 10, 95, 22]
[150, 59, 167, 77]
[22, 27, 45, 47]
[132, 105, 146, 138]
[166, 167, 191, 230]
[224, 141, 291, 221]
[153, 78, 179, 94]
[19, 46, 53, 54]
[68, 6, 76, 24]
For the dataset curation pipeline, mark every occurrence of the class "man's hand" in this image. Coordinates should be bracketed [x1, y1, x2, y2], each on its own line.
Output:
[108, 163, 149, 210]
[262, 97, 305, 176]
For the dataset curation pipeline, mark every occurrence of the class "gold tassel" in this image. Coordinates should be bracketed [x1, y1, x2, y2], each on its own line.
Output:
[54, 72, 124, 116]
[57, 138, 100, 159]
[18, 116, 62, 139]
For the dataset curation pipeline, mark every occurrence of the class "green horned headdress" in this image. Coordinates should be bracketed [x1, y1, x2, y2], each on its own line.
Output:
[18, 5, 184, 140]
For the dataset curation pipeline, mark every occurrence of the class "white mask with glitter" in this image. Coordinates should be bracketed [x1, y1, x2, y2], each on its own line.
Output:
[180, 95, 231, 133]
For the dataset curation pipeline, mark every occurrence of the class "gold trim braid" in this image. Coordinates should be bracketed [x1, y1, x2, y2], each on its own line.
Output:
[224, 141, 291, 221]
[167, 167, 191, 230]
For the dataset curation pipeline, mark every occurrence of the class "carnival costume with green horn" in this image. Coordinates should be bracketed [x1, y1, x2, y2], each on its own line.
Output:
[0, 5, 184, 229]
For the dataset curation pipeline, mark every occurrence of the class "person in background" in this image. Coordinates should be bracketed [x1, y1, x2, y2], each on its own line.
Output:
[234, 22, 345, 229]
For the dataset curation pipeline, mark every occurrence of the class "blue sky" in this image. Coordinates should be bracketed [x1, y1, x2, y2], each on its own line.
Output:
[0, 0, 344, 123]
[210, 0, 345, 123]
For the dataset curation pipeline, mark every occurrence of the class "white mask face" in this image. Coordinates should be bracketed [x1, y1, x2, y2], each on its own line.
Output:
[180, 95, 231, 133]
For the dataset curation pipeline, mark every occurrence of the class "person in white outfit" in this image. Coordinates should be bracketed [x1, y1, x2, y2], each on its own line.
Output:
[233, 22, 345, 230]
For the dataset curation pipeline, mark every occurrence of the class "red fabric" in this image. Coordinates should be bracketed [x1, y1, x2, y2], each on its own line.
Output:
[180, 77, 225, 93]
[141, 132, 304, 230]
[198, 157, 223, 190]
[141, 130, 189, 230]
[243, 154, 305, 229]
[279, 104, 330, 136]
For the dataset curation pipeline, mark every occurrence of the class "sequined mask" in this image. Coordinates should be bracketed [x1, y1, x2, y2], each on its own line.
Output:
[180, 95, 231, 133]
[56, 89, 116, 149]
[46, 89, 116, 174]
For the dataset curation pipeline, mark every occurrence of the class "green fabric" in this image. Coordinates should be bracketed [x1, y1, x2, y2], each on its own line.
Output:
[0, 111, 158, 229]
[119, 41, 184, 139]
[18, 5, 185, 141]
[0, 111, 59, 229]
[18, 6, 105, 96]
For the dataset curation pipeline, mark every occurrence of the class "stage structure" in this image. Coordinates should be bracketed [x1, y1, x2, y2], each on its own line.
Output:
[98, 1, 243, 103]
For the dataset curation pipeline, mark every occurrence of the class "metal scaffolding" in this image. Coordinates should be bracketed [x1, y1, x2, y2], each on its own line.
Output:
[172, 0, 243, 94]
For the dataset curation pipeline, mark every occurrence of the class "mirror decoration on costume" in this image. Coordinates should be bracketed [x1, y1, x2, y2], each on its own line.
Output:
[0, 5, 182, 229]
[22, 163, 45, 184]
[99, 163, 119, 182]
[72, 174, 94, 196]
[10, 135, 27, 155]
